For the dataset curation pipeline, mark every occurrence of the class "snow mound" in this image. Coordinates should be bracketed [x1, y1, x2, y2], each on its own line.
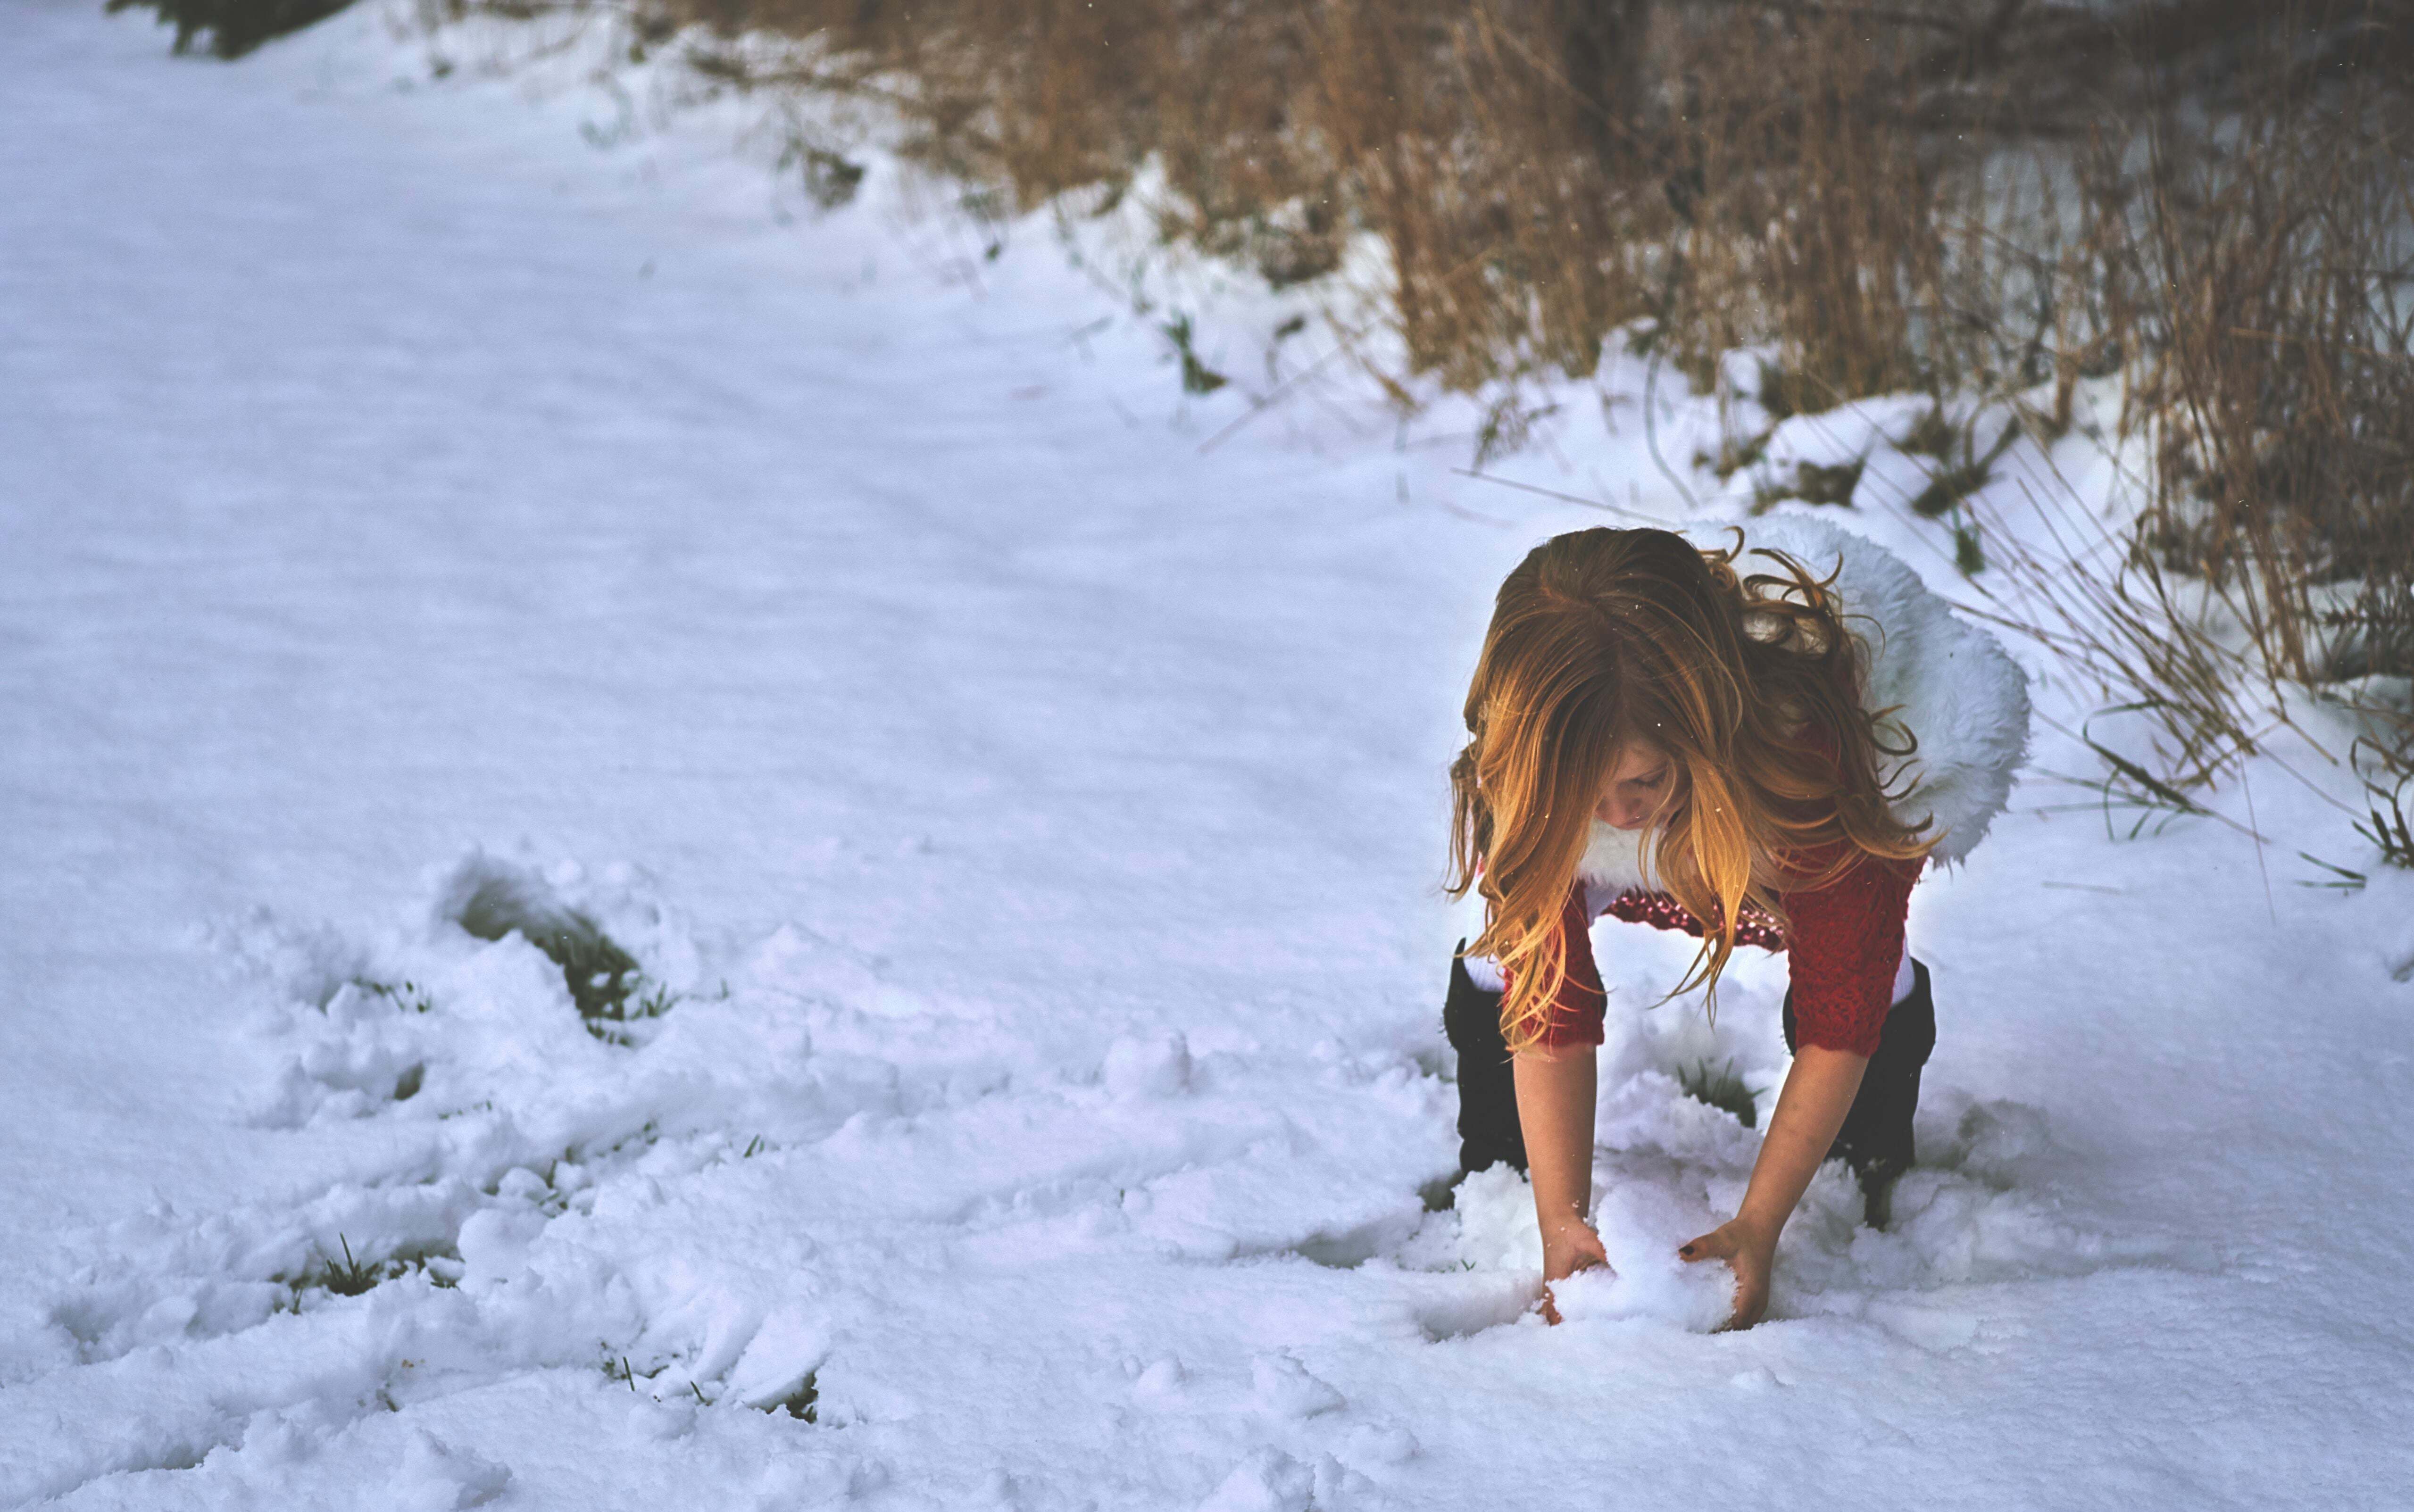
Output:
[14, 851, 2158, 1505]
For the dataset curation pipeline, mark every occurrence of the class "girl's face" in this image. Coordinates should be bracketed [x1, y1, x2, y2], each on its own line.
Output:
[1594, 739, 1679, 831]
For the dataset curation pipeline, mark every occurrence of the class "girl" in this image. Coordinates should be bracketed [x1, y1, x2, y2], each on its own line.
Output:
[1442, 516, 2028, 1329]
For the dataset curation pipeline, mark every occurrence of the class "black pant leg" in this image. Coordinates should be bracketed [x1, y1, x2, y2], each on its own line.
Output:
[1838, 958, 1934, 1173]
[1442, 942, 1528, 1175]
[1782, 959, 1935, 1223]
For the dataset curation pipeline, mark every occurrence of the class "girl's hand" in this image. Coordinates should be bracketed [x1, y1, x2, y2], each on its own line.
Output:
[1513, 1049, 1607, 1326]
[1681, 1046, 1866, 1331]
[1542, 1215, 1610, 1281]
[1537, 1217, 1611, 1325]
[1678, 1218, 1776, 1330]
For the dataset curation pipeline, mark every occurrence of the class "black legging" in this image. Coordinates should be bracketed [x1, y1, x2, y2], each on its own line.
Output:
[1443, 944, 1935, 1186]
[1441, 947, 1529, 1174]
[1783, 957, 1934, 1183]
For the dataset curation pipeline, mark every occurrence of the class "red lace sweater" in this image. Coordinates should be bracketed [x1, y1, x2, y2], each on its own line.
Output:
[1517, 847, 1922, 1058]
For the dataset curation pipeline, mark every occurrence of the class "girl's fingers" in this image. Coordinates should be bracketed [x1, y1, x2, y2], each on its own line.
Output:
[1676, 1223, 1770, 1327]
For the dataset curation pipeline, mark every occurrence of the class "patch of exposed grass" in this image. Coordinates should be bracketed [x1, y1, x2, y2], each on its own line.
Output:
[1910, 419, 2020, 517]
[325, 1234, 377, 1297]
[355, 978, 434, 1015]
[1704, 426, 1772, 482]
[1911, 461, 1990, 519]
[1473, 392, 1558, 470]
[288, 1234, 459, 1300]
[1754, 358, 1817, 425]
[1954, 523, 1987, 576]
[1159, 313, 1227, 397]
[780, 139, 866, 211]
[2357, 771, 2414, 869]
[1898, 406, 1959, 461]
[1753, 457, 1864, 514]
[451, 874, 678, 1042]
[1676, 1057, 1761, 1129]
[766, 1373, 819, 1421]
[1793, 458, 1864, 508]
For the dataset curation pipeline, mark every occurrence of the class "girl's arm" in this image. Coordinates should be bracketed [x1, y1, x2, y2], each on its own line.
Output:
[1678, 1044, 1866, 1329]
[1514, 1047, 1607, 1301]
[1681, 846, 1917, 1328]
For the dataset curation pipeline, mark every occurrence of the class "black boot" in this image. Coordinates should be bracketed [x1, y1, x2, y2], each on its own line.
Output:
[1782, 958, 1936, 1230]
[1442, 941, 1528, 1178]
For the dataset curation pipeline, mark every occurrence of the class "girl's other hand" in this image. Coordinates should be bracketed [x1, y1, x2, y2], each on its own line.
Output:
[1677, 1219, 1775, 1330]
[1513, 1047, 1607, 1325]
[1542, 1216, 1609, 1281]
[1536, 1218, 1611, 1325]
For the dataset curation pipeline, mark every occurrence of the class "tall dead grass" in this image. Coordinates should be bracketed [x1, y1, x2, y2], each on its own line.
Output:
[433, 0, 2414, 781]
[2128, 64, 2414, 694]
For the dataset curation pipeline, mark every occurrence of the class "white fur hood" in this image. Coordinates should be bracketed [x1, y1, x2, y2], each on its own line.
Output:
[1578, 513, 2031, 890]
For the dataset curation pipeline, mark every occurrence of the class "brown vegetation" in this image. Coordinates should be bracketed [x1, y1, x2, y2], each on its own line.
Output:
[428, 0, 2414, 781]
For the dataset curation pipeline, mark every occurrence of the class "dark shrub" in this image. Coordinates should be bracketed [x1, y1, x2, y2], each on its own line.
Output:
[109, 0, 357, 59]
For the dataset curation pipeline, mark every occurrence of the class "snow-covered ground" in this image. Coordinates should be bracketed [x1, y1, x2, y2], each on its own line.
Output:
[6, 2, 2414, 1506]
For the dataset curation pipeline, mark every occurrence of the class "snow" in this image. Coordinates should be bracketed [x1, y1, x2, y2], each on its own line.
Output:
[5, 1, 2414, 1506]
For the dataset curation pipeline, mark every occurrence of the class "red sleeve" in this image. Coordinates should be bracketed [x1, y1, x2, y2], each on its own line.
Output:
[1778, 850, 1922, 1056]
[1499, 882, 1607, 1051]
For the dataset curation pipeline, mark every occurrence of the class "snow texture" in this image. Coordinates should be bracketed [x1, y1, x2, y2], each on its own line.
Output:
[4, 3, 2413, 1509]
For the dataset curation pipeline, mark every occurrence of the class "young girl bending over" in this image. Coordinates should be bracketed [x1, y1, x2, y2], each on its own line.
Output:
[1442, 518, 2028, 1329]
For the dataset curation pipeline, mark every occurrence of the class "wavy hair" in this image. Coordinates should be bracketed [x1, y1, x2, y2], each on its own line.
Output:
[1447, 526, 1933, 1054]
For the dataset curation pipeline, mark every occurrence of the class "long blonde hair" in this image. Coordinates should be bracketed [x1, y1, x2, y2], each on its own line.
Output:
[1447, 526, 1933, 1053]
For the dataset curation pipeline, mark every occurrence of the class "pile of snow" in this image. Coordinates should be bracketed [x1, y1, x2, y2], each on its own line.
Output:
[8, 851, 2137, 1505]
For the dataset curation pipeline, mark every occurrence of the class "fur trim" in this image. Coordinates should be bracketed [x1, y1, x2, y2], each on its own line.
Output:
[1576, 821, 1656, 894]
[1574, 514, 2031, 881]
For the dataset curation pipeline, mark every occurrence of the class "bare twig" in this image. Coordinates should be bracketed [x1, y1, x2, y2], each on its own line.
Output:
[1450, 468, 1663, 522]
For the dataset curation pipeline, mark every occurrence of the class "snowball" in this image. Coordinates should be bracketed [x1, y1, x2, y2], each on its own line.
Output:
[1341, 1423, 1420, 1465]
[453, 1208, 547, 1290]
[1132, 1356, 1186, 1401]
[725, 1305, 831, 1411]
[1249, 1350, 1344, 1419]
[1548, 1255, 1733, 1334]
[393, 1429, 511, 1512]
[1197, 1448, 1313, 1512]
[1103, 1032, 1192, 1100]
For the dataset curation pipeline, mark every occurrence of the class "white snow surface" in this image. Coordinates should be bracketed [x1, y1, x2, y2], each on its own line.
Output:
[5, 3, 2414, 1507]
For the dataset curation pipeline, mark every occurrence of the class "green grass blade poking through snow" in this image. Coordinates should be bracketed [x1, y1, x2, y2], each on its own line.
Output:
[1677, 1058, 1763, 1129]
[450, 870, 674, 1039]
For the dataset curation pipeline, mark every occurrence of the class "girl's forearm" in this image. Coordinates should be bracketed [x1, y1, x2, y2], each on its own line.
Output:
[1733, 1045, 1867, 1239]
[1513, 1049, 1598, 1263]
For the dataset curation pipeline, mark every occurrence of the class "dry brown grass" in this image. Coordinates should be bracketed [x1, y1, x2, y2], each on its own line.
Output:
[432, 0, 2414, 779]
[570, 0, 2049, 393]
[2126, 66, 2414, 692]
